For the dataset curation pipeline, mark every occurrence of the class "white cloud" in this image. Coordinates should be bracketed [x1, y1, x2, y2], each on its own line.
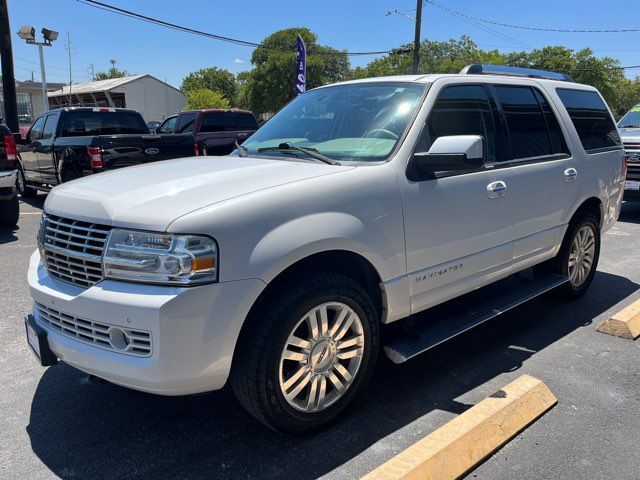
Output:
[233, 58, 245, 64]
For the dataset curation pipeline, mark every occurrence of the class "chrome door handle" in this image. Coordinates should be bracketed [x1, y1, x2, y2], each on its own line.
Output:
[487, 181, 507, 199]
[564, 168, 578, 183]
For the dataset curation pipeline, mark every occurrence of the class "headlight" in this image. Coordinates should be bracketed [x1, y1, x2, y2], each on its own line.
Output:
[103, 229, 218, 285]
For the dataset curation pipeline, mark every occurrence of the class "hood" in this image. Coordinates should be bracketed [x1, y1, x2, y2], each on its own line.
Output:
[44, 156, 352, 230]
[619, 129, 640, 143]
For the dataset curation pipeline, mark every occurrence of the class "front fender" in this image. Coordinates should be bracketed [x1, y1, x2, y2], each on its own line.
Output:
[248, 211, 392, 285]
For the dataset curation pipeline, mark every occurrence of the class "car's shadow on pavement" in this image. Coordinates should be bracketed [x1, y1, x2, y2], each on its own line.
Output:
[26, 271, 638, 480]
[19, 194, 46, 210]
[619, 201, 640, 224]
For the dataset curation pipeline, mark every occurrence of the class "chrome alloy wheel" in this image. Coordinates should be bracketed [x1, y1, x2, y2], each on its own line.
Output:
[568, 225, 596, 287]
[16, 170, 25, 194]
[278, 302, 365, 413]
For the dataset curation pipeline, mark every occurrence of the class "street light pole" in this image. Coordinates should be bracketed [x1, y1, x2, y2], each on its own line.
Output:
[411, 0, 423, 74]
[37, 44, 48, 113]
[17, 26, 58, 116]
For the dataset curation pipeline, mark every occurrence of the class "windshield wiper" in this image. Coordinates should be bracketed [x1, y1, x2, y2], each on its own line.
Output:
[620, 124, 640, 129]
[234, 140, 248, 157]
[257, 142, 340, 165]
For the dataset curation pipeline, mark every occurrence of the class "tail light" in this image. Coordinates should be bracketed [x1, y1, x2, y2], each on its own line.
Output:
[194, 142, 199, 157]
[87, 146, 103, 168]
[3, 134, 17, 166]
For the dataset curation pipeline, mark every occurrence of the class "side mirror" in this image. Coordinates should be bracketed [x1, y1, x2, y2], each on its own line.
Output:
[13, 132, 27, 145]
[409, 135, 484, 180]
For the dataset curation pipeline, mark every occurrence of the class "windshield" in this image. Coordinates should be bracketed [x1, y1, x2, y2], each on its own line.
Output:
[619, 106, 640, 128]
[241, 82, 426, 162]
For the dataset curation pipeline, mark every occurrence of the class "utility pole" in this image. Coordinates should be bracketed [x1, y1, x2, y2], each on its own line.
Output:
[411, 0, 423, 75]
[65, 33, 73, 106]
[90, 63, 95, 81]
[0, 0, 19, 132]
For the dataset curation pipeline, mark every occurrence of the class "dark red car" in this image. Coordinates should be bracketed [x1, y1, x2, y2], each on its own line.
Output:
[157, 109, 259, 156]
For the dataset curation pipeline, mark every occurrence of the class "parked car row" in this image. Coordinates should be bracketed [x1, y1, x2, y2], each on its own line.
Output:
[9, 107, 260, 196]
[14, 107, 197, 195]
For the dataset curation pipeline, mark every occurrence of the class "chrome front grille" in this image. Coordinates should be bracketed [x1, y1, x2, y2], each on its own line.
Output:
[35, 303, 152, 357]
[40, 214, 111, 288]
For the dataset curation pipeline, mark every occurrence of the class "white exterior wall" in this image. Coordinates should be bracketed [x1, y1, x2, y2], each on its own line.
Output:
[111, 76, 186, 122]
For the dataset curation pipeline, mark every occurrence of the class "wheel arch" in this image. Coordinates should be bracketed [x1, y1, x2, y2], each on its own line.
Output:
[230, 249, 387, 372]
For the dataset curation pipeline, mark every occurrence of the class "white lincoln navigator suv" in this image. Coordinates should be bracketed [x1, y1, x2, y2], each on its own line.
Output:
[26, 65, 625, 433]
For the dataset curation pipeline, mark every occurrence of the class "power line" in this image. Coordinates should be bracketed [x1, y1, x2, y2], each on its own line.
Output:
[425, 0, 534, 50]
[426, 0, 640, 33]
[75, 0, 396, 56]
[14, 55, 86, 73]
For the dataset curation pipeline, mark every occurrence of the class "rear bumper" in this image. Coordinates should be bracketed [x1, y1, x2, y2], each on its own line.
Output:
[0, 170, 17, 189]
[27, 250, 266, 395]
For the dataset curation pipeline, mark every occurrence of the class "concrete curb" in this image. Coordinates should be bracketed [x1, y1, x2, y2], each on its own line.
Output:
[597, 299, 640, 340]
[362, 374, 557, 480]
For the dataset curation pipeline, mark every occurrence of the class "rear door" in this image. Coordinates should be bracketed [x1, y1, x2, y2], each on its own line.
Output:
[19, 115, 45, 183]
[554, 87, 624, 231]
[36, 112, 60, 184]
[487, 83, 574, 268]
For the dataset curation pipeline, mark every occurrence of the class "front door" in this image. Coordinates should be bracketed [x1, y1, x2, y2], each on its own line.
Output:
[36, 112, 60, 185]
[19, 115, 45, 185]
[400, 82, 514, 313]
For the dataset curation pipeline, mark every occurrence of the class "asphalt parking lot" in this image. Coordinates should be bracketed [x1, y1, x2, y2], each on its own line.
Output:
[1, 196, 640, 480]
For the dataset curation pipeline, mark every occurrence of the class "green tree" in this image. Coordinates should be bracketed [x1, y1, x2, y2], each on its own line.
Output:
[184, 88, 230, 110]
[243, 28, 350, 115]
[180, 67, 236, 104]
[94, 59, 129, 80]
[350, 36, 639, 118]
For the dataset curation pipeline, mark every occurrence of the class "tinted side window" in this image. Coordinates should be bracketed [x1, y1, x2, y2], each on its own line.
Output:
[556, 88, 620, 153]
[41, 113, 59, 140]
[533, 89, 568, 155]
[495, 86, 551, 159]
[176, 112, 197, 133]
[29, 116, 45, 141]
[237, 113, 258, 130]
[424, 85, 496, 163]
[158, 116, 177, 133]
[201, 112, 236, 132]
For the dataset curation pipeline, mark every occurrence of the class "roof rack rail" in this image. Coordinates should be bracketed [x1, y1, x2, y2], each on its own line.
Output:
[460, 64, 574, 83]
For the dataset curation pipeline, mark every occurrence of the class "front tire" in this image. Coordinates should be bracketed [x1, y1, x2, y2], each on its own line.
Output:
[553, 211, 600, 298]
[231, 273, 379, 433]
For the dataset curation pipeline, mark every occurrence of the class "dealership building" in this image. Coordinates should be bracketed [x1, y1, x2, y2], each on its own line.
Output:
[47, 74, 186, 121]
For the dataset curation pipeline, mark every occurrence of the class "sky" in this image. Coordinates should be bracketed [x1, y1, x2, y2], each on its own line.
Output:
[6, 0, 640, 88]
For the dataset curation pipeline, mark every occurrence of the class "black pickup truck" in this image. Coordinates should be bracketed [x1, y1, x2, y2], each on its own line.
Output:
[15, 107, 196, 196]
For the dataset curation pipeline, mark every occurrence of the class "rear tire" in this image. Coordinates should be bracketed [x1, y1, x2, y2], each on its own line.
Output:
[0, 190, 19, 228]
[552, 211, 600, 299]
[231, 273, 379, 434]
[60, 164, 81, 183]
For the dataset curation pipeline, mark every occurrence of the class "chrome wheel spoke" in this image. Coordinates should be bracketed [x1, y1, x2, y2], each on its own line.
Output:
[328, 369, 348, 395]
[306, 314, 320, 341]
[282, 348, 307, 363]
[307, 375, 327, 411]
[283, 369, 312, 401]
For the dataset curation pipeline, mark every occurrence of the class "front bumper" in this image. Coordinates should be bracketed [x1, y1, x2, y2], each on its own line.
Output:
[27, 250, 266, 395]
[0, 169, 17, 189]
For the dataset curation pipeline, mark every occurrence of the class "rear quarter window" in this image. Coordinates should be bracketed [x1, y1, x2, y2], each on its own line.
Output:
[556, 88, 621, 153]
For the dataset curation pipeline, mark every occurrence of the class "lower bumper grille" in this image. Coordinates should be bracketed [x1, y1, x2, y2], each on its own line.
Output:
[35, 303, 152, 357]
